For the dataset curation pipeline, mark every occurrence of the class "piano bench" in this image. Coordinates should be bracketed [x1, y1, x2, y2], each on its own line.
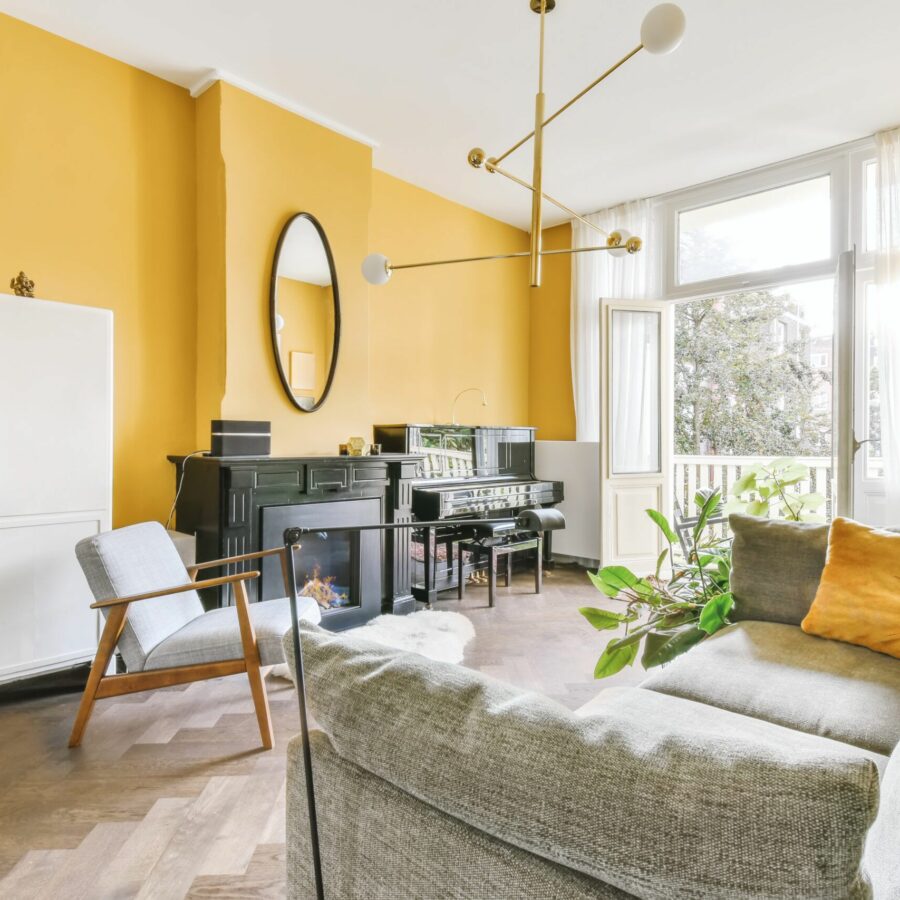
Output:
[457, 530, 543, 608]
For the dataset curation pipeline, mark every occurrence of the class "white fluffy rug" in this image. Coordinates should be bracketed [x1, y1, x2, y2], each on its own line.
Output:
[352, 610, 475, 664]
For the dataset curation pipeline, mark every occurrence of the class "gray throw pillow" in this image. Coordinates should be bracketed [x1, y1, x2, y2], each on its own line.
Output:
[729, 514, 829, 625]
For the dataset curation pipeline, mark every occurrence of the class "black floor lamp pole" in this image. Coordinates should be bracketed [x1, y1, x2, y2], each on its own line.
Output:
[283, 529, 325, 900]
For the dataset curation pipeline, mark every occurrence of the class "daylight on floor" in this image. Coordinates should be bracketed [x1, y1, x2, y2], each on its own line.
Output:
[1, 1, 899, 898]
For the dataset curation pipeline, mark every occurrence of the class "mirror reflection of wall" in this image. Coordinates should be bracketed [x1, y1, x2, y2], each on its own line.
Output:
[270, 214, 340, 412]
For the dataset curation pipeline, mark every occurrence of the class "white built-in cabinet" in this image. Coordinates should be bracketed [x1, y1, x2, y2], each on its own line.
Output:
[0, 293, 112, 684]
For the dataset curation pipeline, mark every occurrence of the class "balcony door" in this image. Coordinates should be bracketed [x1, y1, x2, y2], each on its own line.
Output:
[599, 300, 673, 571]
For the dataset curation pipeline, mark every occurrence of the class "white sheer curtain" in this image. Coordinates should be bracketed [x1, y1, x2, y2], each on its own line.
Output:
[876, 128, 900, 514]
[570, 199, 658, 441]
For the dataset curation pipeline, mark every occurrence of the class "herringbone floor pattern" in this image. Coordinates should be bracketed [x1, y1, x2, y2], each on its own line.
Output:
[0, 565, 637, 898]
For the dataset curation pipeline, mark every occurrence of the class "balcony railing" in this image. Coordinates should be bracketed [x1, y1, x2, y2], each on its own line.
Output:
[673, 454, 834, 525]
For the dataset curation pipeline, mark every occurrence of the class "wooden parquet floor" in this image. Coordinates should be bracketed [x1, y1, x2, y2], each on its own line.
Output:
[0, 564, 640, 898]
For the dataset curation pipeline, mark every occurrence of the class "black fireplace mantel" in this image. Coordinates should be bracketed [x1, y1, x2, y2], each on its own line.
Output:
[167, 453, 422, 628]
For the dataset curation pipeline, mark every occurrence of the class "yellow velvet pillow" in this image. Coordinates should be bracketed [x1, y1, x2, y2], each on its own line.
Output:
[801, 516, 900, 658]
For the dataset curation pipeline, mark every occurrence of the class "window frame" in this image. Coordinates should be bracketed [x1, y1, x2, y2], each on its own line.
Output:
[655, 140, 873, 302]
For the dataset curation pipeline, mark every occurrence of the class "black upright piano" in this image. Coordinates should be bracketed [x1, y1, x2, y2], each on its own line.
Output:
[374, 424, 564, 603]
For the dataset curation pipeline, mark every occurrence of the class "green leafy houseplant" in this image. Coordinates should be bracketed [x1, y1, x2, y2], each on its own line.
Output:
[580, 490, 733, 679]
[722, 457, 825, 522]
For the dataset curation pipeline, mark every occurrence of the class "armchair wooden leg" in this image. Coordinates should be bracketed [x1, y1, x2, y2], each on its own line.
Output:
[235, 581, 274, 750]
[69, 605, 127, 748]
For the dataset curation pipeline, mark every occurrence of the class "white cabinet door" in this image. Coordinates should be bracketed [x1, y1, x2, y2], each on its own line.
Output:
[600, 300, 673, 572]
[0, 295, 112, 682]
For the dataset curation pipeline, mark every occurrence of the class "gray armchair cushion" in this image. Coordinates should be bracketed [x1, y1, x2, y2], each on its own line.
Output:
[144, 596, 321, 671]
[729, 514, 829, 625]
[285, 624, 879, 900]
[640, 620, 900, 755]
[76, 521, 204, 671]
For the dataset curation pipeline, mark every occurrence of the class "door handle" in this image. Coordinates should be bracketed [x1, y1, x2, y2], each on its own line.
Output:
[852, 435, 871, 457]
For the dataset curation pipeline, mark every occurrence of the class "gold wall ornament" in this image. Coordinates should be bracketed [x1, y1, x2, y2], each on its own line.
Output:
[362, 1, 686, 289]
[10, 271, 35, 297]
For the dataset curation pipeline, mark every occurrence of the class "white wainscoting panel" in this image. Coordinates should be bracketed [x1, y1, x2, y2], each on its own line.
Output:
[535, 441, 600, 566]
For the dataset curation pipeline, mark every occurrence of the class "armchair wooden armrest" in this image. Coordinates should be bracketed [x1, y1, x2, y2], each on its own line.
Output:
[186, 544, 301, 578]
[90, 571, 260, 609]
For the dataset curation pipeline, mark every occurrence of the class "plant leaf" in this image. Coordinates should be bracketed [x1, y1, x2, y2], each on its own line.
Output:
[798, 492, 825, 509]
[654, 548, 669, 579]
[646, 508, 679, 545]
[579, 606, 629, 631]
[587, 565, 639, 598]
[698, 592, 734, 635]
[594, 640, 640, 679]
[746, 499, 769, 517]
[641, 624, 707, 669]
[730, 471, 757, 495]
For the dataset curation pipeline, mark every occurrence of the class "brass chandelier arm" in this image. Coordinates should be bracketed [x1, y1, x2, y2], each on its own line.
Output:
[485, 160, 608, 237]
[389, 243, 633, 274]
[493, 43, 644, 166]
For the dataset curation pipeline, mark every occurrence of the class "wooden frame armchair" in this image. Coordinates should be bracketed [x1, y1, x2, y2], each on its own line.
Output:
[70, 521, 320, 750]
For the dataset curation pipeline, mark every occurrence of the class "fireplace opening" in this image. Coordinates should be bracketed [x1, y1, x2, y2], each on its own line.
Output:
[260, 497, 383, 630]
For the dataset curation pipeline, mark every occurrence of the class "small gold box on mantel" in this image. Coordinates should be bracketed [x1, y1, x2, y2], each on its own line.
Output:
[346, 436, 366, 457]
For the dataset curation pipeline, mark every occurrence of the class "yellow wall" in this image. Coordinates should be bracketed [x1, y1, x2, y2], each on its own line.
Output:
[530, 223, 576, 439]
[209, 82, 374, 455]
[1, 14, 577, 531]
[369, 171, 531, 426]
[0, 13, 198, 526]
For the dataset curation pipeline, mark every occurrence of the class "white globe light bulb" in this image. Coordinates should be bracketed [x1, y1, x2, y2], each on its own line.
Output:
[640, 3, 686, 55]
[362, 253, 392, 286]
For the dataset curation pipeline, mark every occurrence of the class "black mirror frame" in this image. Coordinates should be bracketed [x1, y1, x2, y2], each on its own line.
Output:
[269, 212, 341, 413]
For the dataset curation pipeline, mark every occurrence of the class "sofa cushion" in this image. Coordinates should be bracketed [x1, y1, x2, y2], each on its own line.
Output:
[640, 620, 900, 755]
[729, 514, 829, 625]
[575, 686, 888, 771]
[801, 516, 900, 659]
[285, 625, 879, 900]
[144, 596, 321, 671]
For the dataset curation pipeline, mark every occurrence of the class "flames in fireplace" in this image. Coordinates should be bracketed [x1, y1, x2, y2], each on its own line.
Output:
[299, 565, 351, 610]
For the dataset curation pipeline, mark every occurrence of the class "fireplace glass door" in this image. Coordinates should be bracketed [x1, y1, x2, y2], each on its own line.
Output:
[260, 498, 382, 630]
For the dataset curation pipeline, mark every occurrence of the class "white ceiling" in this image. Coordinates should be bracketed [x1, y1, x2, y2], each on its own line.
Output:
[4, 0, 900, 229]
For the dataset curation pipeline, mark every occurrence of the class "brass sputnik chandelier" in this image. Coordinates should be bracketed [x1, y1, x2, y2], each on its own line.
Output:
[362, 1, 686, 289]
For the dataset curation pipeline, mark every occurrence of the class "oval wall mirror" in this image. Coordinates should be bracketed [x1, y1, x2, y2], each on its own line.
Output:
[269, 213, 340, 412]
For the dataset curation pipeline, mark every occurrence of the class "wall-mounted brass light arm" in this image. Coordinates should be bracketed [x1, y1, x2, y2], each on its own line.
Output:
[362, 2, 685, 289]
[362, 236, 641, 284]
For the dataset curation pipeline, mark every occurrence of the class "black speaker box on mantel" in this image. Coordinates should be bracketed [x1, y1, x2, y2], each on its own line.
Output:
[210, 420, 271, 457]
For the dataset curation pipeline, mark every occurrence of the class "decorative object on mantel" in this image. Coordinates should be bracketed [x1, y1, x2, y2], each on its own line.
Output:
[9, 271, 35, 297]
[362, 2, 685, 288]
[368, 443, 382, 456]
[346, 436, 365, 457]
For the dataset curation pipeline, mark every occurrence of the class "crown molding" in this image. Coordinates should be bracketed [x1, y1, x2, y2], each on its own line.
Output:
[188, 68, 380, 149]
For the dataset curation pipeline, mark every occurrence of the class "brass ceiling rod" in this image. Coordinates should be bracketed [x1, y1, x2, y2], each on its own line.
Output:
[492, 44, 644, 167]
[482, 158, 608, 237]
